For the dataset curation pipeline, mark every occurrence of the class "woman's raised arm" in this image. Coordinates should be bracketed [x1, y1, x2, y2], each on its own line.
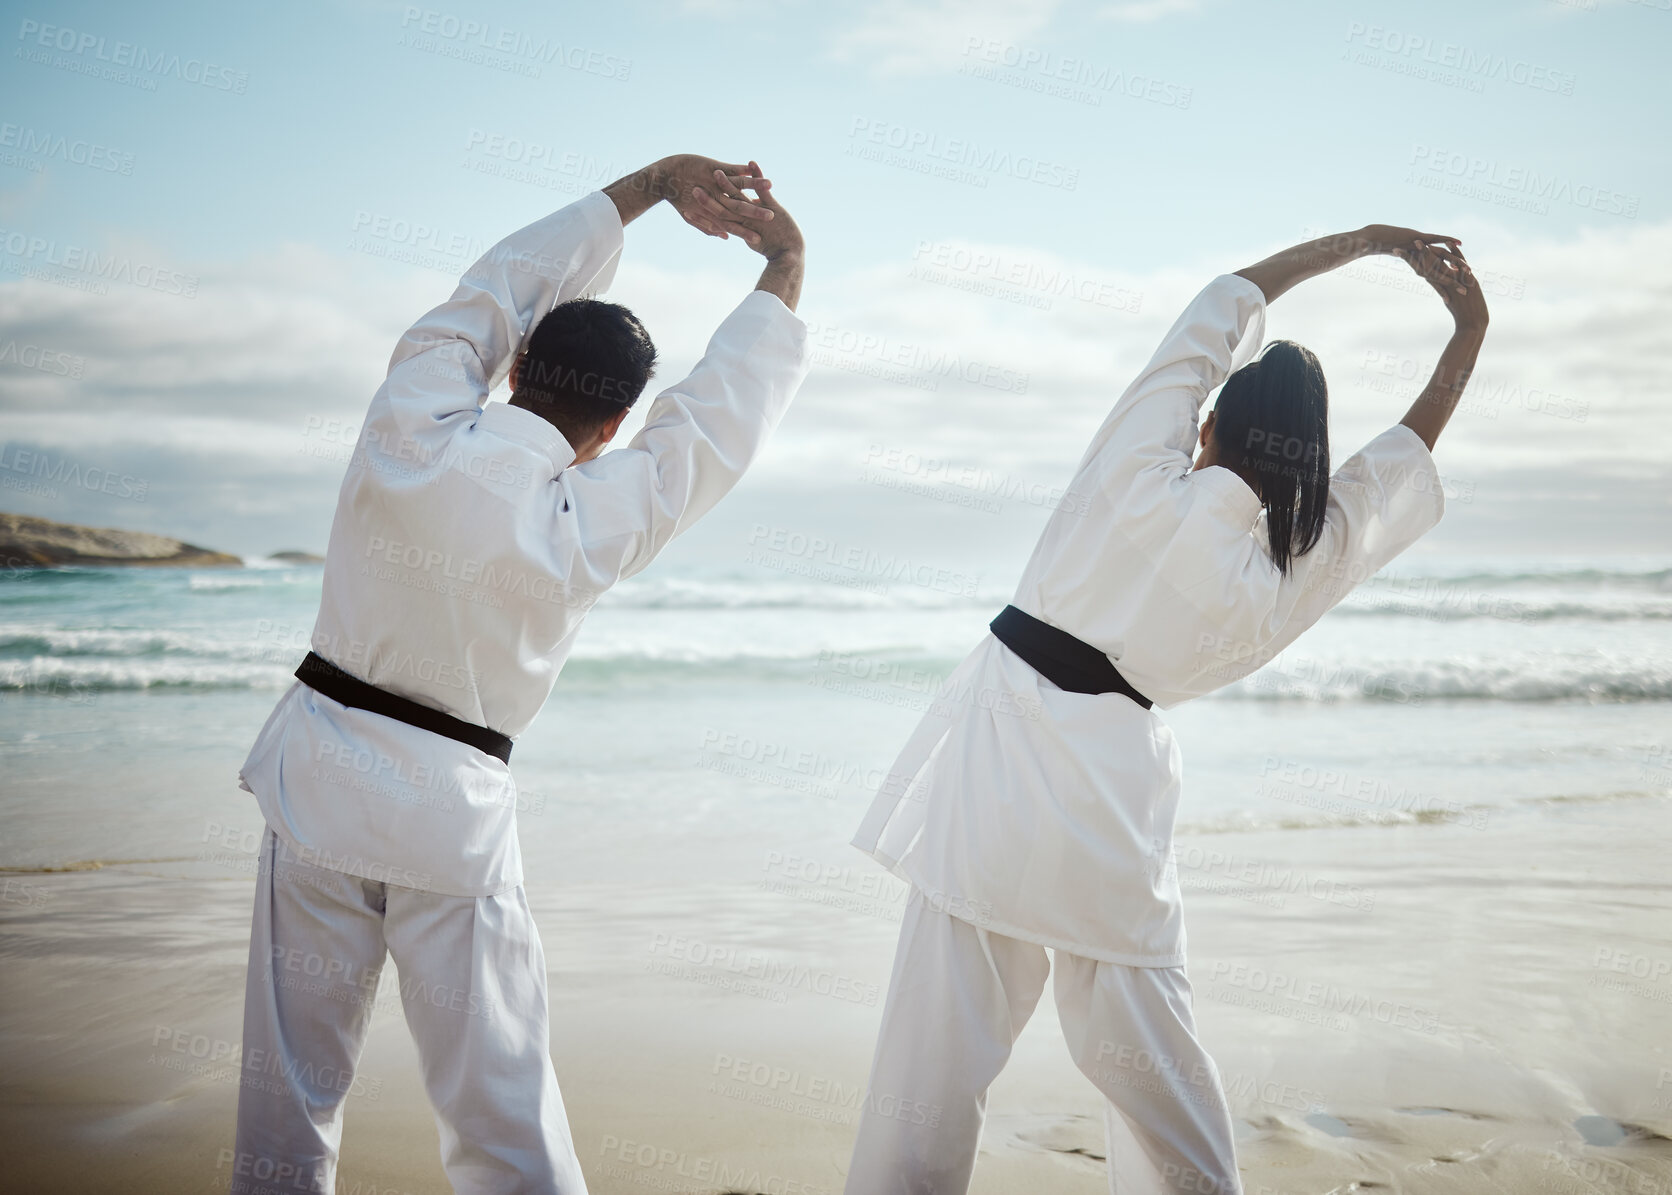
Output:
[1234, 224, 1460, 304]
[1397, 242, 1490, 450]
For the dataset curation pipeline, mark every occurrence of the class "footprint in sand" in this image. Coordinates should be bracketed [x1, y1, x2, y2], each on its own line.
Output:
[1305, 1111, 1357, 1138]
[989, 1112, 1107, 1163]
[1395, 1105, 1488, 1120]
[1574, 1115, 1672, 1147]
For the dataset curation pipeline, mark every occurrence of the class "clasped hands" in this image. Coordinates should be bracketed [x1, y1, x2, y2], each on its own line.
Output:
[651, 154, 803, 261]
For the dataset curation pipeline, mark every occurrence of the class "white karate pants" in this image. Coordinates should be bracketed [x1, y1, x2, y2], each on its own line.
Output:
[229, 828, 587, 1195]
[845, 890, 1242, 1195]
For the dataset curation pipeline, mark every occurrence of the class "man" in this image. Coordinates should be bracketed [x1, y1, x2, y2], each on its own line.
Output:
[228, 154, 807, 1194]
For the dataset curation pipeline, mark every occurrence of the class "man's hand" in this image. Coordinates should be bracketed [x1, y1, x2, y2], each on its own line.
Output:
[688, 166, 806, 311]
[690, 163, 803, 259]
[602, 156, 775, 239]
[659, 155, 775, 241]
[605, 156, 804, 308]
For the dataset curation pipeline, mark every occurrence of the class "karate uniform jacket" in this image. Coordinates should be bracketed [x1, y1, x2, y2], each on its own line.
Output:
[853, 273, 1446, 966]
[239, 190, 811, 897]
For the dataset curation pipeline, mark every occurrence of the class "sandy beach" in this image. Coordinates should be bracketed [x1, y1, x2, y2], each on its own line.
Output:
[4, 785, 1668, 1195]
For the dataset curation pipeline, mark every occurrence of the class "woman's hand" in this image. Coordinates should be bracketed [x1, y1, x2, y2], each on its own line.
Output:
[1399, 240, 1490, 333]
[1360, 224, 1461, 258]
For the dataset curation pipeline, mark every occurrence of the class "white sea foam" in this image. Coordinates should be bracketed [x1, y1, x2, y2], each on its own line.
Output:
[0, 656, 294, 692]
[3, 562, 1670, 699]
[1222, 654, 1672, 703]
[187, 573, 288, 590]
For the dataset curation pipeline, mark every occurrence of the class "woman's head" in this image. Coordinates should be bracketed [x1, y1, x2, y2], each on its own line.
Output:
[1197, 339, 1330, 574]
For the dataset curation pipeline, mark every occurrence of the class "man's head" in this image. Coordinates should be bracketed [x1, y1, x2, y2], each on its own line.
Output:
[509, 298, 658, 463]
[1193, 339, 1331, 575]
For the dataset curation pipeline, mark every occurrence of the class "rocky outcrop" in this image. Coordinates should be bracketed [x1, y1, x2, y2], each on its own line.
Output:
[0, 512, 242, 568]
[268, 550, 325, 564]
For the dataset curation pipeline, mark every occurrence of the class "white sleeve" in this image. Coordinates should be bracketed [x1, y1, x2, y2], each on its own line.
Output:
[1071, 273, 1267, 509]
[378, 190, 625, 442]
[1258, 423, 1447, 652]
[555, 288, 811, 585]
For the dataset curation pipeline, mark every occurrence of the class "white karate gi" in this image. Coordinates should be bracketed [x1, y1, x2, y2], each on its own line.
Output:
[847, 274, 1446, 1194]
[231, 189, 809, 1194]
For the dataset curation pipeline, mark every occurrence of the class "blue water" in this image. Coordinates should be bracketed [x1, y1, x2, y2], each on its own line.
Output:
[2, 559, 1669, 879]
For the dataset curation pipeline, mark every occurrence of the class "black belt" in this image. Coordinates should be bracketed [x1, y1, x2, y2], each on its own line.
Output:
[989, 605, 1153, 709]
[294, 651, 513, 764]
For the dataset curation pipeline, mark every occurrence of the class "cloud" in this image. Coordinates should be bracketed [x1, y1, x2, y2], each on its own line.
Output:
[828, 0, 1062, 77]
[1, 212, 1667, 557]
[773, 214, 1672, 471]
[732, 213, 1672, 561]
[675, 0, 799, 15]
[1101, 0, 1200, 22]
[0, 241, 410, 426]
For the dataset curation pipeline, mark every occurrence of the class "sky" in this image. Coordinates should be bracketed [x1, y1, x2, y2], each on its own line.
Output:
[0, 0, 1667, 570]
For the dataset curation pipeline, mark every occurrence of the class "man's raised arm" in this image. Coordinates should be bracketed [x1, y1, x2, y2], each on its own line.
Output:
[559, 178, 808, 583]
[380, 193, 624, 440]
[381, 156, 777, 441]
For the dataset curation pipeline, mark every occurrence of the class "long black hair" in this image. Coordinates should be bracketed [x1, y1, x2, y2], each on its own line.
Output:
[1210, 339, 1330, 575]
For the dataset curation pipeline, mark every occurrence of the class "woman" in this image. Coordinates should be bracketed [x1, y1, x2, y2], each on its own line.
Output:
[845, 227, 1489, 1194]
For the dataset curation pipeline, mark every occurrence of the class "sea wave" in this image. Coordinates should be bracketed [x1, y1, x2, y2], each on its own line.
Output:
[6, 560, 1671, 617]
[598, 576, 1002, 611]
[1332, 593, 1672, 622]
[1223, 656, 1672, 702]
[0, 625, 231, 658]
[3, 649, 1669, 702]
[1173, 788, 1668, 837]
[1381, 565, 1671, 589]
[0, 657, 295, 693]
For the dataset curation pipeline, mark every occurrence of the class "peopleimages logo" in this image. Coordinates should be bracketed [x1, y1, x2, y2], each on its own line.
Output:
[397, 7, 631, 81]
[15, 19, 250, 92]
[847, 117, 1080, 191]
[0, 227, 198, 296]
[1344, 21, 1576, 95]
[959, 37, 1193, 109]
[802, 319, 1029, 395]
[0, 340, 85, 378]
[0, 444, 147, 500]
[1407, 145, 1639, 218]
[745, 524, 982, 598]
[0, 122, 135, 174]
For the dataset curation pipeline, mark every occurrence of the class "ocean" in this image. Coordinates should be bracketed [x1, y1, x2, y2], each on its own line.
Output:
[2, 558, 1670, 888]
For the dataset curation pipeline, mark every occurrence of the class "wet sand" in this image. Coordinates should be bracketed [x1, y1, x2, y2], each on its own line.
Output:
[2, 794, 1670, 1195]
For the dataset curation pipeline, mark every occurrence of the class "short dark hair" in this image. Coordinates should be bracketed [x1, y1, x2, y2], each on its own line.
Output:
[517, 298, 657, 441]
[1211, 339, 1331, 576]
